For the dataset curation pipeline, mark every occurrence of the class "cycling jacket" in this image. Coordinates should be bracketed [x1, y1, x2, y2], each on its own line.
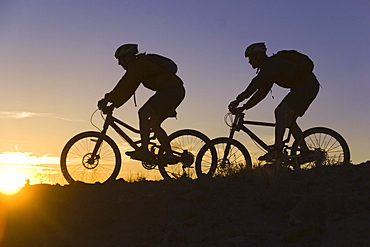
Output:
[105, 54, 183, 108]
[237, 56, 316, 102]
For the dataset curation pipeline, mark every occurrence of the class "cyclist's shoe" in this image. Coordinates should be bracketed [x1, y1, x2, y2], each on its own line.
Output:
[258, 150, 283, 162]
[126, 148, 152, 161]
[298, 149, 326, 165]
[158, 154, 179, 165]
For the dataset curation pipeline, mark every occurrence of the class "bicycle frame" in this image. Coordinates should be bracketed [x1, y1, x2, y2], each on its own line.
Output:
[89, 108, 143, 163]
[227, 112, 293, 152]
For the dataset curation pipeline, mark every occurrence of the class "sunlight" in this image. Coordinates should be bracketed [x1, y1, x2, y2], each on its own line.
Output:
[0, 169, 26, 195]
[0, 152, 59, 165]
[0, 152, 61, 185]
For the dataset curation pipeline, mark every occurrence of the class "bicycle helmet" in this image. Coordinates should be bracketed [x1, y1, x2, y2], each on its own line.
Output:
[244, 42, 267, 57]
[114, 44, 138, 58]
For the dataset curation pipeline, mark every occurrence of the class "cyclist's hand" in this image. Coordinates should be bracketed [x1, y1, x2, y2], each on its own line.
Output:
[229, 106, 244, 115]
[228, 100, 240, 111]
[97, 98, 109, 110]
[98, 98, 114, 114]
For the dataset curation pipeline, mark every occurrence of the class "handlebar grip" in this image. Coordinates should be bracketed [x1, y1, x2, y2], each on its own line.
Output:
[101, 104, 114, 114]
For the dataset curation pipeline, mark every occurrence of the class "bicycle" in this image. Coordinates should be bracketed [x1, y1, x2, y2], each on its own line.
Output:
[196, 109, 350, 177]
[60, 105, 216, 184]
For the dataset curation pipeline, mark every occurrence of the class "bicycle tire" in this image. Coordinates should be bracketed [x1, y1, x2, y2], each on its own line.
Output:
[291, 127, 350, 169]
[158, 129, 215, 180]
[196, 137, 252, 178]
[60, 131, 121, 184]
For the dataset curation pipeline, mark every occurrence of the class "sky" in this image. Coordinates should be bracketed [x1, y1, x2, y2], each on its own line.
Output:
[0, 0, 369, 184]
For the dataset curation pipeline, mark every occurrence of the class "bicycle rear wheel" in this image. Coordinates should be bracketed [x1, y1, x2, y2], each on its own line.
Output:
[291, 127, 350, 169]
[158, 129, 215, 180]
[196, 137, 252, 178]
[60, 131, 121, 184]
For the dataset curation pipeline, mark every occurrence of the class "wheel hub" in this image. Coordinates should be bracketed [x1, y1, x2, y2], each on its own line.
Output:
[313, 149, 327, 166]
[218, 158, 230, 169]
[181, 151, 194, 167]
[82, 153, 99, 169]
[142, 161, 156, 170]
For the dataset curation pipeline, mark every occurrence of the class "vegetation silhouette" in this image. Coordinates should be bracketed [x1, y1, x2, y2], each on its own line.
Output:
[2, 161, 370, 246]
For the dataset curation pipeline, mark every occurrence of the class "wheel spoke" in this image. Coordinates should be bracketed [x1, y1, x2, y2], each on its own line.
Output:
[61, 132, 121, 184]
[293, 128, 350, 169]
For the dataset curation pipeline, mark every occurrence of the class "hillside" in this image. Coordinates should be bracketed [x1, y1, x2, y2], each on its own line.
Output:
[1, 161, 370, 247]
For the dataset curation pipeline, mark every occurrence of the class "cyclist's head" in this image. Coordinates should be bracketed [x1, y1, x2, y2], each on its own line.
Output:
[244, 42, 267, 58]
[115, 44, 138, 69]
[245, 42, 267, 69]
[115, 44, 138, 59]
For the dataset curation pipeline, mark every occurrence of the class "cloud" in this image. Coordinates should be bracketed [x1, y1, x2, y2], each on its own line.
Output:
[0, 111, 84, 122]
[0, 152, 59, 166]
[0, 111, 39, 119]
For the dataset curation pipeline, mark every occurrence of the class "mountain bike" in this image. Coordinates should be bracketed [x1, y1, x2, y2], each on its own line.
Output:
[195, 109, 350, 177]
[60, 105, 216, 184]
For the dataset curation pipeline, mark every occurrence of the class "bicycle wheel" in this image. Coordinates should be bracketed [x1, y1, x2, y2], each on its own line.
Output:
[60, 131, 121, 184]
[158, 129, 215, 180]
[291, 127, 350, 169]
[196, 137, 252, 178]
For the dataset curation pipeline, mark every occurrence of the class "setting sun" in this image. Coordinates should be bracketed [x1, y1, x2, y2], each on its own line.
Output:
[0, 169, 26, 195]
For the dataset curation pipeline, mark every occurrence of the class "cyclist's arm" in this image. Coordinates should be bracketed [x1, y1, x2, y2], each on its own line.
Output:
[105, 60, 146, 108]
[242, 81, 272, 110]
[105, 73, 141, 108]
[236, 77, 259, 102]
[236, 71, 273, 100]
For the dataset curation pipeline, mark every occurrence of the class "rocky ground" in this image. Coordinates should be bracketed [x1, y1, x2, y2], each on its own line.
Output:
[1, 161, 370, 247]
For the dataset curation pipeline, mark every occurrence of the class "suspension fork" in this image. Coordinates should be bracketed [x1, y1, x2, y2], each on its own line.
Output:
[220, 114, 241, 167]
[220, 130, 236, 168]
[88, 115, 111, 164]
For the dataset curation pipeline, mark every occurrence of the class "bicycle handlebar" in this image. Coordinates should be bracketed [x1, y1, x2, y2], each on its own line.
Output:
[99, 104, 114, 115]
[228, 106, 245, 116]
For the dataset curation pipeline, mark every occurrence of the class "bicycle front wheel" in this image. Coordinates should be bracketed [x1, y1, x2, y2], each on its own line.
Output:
[60, 131, 121, 184]
[291, 127, 350, 169]
[196, 137, 252, 178]
[158, 129, 215, 180]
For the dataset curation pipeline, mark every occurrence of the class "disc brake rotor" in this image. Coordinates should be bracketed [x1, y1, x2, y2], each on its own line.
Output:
[142, 161, 156, 170]
[82, 153, 99, 169]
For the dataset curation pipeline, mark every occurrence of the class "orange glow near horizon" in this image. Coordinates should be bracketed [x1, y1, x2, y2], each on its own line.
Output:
[0, 169, 26, 195]
[0, 152, 61, 188]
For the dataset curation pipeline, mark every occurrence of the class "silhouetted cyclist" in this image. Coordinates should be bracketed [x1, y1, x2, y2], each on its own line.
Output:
[98, 44, 185, 161]
[229, 42, 319, 162]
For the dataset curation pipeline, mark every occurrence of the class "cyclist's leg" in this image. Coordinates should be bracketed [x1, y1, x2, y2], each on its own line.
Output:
[140, 85, 185, 155]
[290, 120, 309, 151]
[149, 115, 172, 155]
[138, 103, 156, 152]
[280, 79, 319, 152]
[274, 101, 294, 154]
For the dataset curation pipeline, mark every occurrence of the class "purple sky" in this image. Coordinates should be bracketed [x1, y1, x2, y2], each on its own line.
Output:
[0, 0, 369, 183]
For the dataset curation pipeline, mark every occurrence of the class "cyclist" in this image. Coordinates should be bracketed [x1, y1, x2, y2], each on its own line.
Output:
[229, 42, 319, 161]
[98, 44, 185, 161]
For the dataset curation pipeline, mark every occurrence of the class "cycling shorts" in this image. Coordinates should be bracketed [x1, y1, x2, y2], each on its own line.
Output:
[143, 84, 185, 119]
[282, 73, 319, 117]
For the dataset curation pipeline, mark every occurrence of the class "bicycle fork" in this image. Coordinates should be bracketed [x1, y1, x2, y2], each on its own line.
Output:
[88, 123, 110, 165]
[220, 128, 237, 169]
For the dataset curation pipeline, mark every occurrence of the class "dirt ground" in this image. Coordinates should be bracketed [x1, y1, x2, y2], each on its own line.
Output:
[1, 161, 370, 247]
